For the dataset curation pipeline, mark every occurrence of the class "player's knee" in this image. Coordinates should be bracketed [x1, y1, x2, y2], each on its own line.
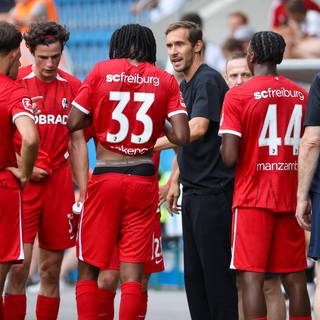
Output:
[98, 271, 119, 291]
[39, 263, 60, 286]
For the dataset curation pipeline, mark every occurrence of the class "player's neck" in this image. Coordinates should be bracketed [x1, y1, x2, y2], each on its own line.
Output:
[253, 63, 278, 77]
[128, 58, 141, 66]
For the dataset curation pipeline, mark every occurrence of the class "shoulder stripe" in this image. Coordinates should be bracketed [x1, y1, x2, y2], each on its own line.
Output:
[72, 101, 90, 115]
[12, 112, 34, 123]
[167, 110, 188, 118]
[218, 129, 242, 137]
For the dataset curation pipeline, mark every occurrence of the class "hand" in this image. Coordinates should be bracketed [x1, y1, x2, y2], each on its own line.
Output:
[31, 96, 43, 115]
[159, 183, 170, 206]
[295, 199, 312, 231]
[31, 166, 49, 182]
[5, 166, 30, 189]
[166, 181, 181, 216]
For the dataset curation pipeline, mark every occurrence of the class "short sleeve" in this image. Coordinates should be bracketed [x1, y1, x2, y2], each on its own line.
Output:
[191, 79, 225, 123]
[218, 90, 242, 137]
[166, 75, 188, 118]
[305, 73, 320, 126]
[10, 85, 34, 123]
[72, 64, 98, 115]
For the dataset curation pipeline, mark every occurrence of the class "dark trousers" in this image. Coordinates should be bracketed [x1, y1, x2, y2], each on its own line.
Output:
[181, 184, 238, 320]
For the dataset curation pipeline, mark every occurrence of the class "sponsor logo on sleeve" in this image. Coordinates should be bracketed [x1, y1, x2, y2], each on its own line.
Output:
[22, 98, 33, 112]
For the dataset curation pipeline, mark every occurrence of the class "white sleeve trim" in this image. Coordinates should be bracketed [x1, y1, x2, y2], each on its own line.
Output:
[12, 112, 35, 123]
[218, 129, 242, 137]
[167, 110, 188, 118]
[72, 101, 90, 115]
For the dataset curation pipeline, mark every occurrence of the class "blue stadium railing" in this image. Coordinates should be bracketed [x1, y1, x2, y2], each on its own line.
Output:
[55, 0, 148, 80]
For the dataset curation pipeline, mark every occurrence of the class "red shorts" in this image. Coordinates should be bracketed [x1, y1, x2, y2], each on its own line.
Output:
[77, 172, 158, 269]
[22, 161, 76, 250]
[0, 171, 23, 262]
[231, 207, 306, 273]
[106, 211, 164, 274]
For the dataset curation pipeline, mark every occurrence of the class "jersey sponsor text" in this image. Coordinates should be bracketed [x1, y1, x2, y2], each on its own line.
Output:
[109, 145, 149, 155]
[256, 161, 298, 171]
[106, 72, 160, 87]
[34, 114, 68, 125]
[254, 87, 305, 101]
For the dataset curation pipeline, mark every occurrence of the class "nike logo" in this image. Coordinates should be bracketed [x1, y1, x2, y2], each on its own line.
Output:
[155, 258, 163, 264]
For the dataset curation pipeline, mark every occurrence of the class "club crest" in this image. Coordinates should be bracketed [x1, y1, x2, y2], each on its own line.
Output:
[62, 98, 68, 109]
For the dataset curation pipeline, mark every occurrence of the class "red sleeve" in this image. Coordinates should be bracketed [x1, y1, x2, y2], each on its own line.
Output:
[72, 64, 98, 115]
[305, 0, 320, 11]
[166, 74, 188, 118]
[218, 90, 242, 137]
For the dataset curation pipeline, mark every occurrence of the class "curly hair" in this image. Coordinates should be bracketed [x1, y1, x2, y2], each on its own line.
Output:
[109, 24, 156, 64]
[0, 21, 22, 55]
[249, 31, 286, 65]
[23, 21, 69, 54]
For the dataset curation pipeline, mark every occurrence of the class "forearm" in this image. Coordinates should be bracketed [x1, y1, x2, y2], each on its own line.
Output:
[20, 138, 39, 179]
[297, 137, 320, 201]
[170, 153, 180, 185]
[69, 131, 88, 201]
[154, 136, 176, 151]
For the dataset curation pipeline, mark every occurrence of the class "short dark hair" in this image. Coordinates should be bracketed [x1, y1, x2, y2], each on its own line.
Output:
[249, 31, 286, 65]
[227, 52, 247, 62]
[24, 21, 69, 54]
[180, 12, 203, 29]
[165, 21, 202, 47]
[109, 24, 156, 65]
[0, 21, 22, 55]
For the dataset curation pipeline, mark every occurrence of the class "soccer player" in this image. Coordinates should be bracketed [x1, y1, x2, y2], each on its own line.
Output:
[67, 23, 189, 320]
[155, 21, 238, 319]
[225, 52, 287, 320]
[219, 30, 311, 320]
[4, 21, 86, 320]
[82, 127, 164, 320]
[0, 20, 39, 317]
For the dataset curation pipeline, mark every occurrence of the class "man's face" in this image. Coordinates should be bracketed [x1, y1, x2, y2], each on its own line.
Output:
[225, 57, 252, 88]
[8, 48, 21, 80]
[166, 28, 195, 75]
[33, 41, 62, 82]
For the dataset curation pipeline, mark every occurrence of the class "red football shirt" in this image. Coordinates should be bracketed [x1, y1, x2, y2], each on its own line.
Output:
[16, 66, 81, 171]
[72, 58, 187, 156]
[0, 73, 34, 171]
[219, 75, 308, 212]
[271, 0, 320, 28]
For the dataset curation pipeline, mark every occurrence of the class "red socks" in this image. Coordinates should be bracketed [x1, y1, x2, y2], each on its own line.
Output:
[76, 280, 99, 320]
[138, 291, 148, 320]
[289, 317, 312, 320]
[98, 288, 116, 320]
[36, 295, 60, 320]
[119, 282, 142, 320]
[4, 295, 26, 319]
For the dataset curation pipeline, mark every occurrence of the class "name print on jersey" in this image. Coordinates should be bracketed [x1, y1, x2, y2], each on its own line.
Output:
[254, 87, 305, 100]
[35, 114, 68, 125]
[106, 72, 160, 87]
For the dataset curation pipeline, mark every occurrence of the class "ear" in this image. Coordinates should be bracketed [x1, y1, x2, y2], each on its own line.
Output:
[9, 47, 20, 61]
[193, 40, 204, 54]
[247, 48, 256, 64]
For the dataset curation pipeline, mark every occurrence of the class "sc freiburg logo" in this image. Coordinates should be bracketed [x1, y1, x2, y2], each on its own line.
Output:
[62, 98, 68, 109]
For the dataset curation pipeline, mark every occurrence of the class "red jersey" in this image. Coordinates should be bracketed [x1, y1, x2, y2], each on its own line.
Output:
[16, 66, 81, 172]
[271, 0, 320, 28]
[0, 73, 34, 172]
[72, 58, 187, 156]
[219, 75, 308, 212]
